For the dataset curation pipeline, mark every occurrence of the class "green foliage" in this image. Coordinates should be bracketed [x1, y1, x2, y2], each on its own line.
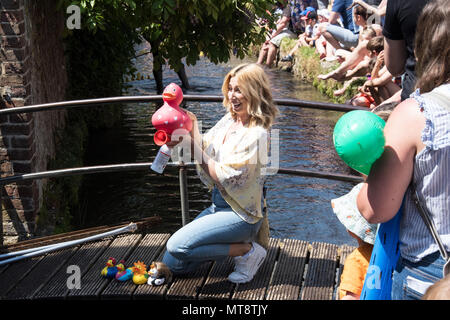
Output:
[145, 0, 274, 70]
[60, 0, 275, 73]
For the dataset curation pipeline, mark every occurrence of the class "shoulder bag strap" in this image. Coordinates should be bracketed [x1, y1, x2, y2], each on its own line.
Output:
[410, 182, 449, 263]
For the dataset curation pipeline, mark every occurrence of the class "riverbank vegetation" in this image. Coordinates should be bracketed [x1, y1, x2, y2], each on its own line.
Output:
[279, 38, 365, 104]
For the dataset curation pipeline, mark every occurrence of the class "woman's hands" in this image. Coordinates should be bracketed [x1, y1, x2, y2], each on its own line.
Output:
[165, 109, 199, 148]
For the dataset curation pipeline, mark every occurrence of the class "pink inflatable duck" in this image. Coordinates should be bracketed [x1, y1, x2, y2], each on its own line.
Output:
[151, 83, 193, 146]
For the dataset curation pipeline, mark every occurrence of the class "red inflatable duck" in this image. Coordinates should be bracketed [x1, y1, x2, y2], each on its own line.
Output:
[151, 83, 192, 146]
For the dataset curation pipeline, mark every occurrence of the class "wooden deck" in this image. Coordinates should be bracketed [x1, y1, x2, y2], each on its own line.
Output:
[0, 233, 355, 300]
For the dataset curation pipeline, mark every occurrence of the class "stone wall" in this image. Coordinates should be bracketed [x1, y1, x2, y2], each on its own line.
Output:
[0, 0, 68, 245]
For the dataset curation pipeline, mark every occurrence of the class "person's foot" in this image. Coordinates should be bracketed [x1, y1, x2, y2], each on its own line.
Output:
[325, 56, 338, 62]
[333, 88, 346, 96]
[280, 55, 293, 62]
[228, 242, 267, 284]
[318, 71, 342, 81]
[318, 73, 331, 80]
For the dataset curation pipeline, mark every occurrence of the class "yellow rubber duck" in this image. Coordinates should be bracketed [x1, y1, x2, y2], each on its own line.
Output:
[132, 261, 149, 285]
[101, 257, 117, 278]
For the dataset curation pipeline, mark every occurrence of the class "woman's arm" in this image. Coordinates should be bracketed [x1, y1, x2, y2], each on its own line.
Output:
[357, 98, 425, 223]
[191, 138, 219, 183]
[362, 66, 393, 92]
[371, 51, 384, 79]
[384, 38, 407, 77]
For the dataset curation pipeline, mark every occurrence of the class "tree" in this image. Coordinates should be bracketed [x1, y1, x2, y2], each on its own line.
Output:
[59, 0, 275, 93]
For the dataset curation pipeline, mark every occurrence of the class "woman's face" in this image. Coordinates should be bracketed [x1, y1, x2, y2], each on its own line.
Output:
[228, 76, 249, 120]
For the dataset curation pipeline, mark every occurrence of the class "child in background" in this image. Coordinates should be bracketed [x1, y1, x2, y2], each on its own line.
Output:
[332, 102, 396, 300]
[315, 9, 334, 60]
[281, 10, 319, 62]
[299, 10, 320, 47]
[331, 183, 378, 300]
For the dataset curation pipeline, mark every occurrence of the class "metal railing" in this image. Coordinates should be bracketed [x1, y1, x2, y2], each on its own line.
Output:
[0, 95, 367, 115]
[0, 95, 365, 244]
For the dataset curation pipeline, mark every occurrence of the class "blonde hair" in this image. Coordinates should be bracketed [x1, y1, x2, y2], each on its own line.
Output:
[360, 26, 376, 40]
[414, 0, 450, 93]
[222, 63, 278, 129]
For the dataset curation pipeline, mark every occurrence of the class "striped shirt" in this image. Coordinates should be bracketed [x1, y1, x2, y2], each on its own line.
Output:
[400, 84, 450, 263]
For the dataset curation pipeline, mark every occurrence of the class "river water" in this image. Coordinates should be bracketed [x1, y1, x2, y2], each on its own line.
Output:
[79, 42, 358, 246]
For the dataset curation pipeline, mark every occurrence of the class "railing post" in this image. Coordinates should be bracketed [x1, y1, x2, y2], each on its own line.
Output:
[179, 163, 190, 226]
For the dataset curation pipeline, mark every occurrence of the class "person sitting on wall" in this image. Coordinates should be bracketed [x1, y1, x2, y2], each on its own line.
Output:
[317, 26, 376, 81]
[257, 0, 297, 68]
[280, 10, 320, 62]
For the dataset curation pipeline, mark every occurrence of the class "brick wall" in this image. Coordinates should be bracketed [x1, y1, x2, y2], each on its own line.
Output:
[0, 0, 68, 245]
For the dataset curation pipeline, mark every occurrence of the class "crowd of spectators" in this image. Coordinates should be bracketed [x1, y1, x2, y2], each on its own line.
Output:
[257, 0, 420, 109]
[257, 0, 449, 302]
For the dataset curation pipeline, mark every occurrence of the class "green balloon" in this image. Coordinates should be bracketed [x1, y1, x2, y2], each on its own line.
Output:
[333, 110, 386, 175]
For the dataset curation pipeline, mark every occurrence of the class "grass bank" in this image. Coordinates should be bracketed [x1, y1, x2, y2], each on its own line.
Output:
[278, 38, 365, 104]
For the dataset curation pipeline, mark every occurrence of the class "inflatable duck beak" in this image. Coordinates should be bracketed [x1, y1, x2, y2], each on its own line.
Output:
[154, 130, 169, 146]
[162, 92, 176, 101]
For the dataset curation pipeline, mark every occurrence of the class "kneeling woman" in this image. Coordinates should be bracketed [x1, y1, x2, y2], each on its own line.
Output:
[162, 63, 278, 283]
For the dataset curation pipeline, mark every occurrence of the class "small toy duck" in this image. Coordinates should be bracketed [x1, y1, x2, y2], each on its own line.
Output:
[147, 261, 172, 286]
[132, 261, 149, 285]
[116, 267, 134, 281]
[114, 260, 129, 281]
[151, 83, 192, 146]
[115, 260, 134, 281]
[101, 257, 118, 279]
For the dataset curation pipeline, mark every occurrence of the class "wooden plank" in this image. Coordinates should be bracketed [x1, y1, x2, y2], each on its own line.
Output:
[0, 255, 44, 299]
[5, 247, 78, 300]
[198, 257, 235, 300]
[266, 238, 308, 300]
[67, 233, 142, 299]
[1, 233, 354, 301]
[165, 261, 213, 300]
[0, 265, 8, 276]
[334, 244, 356, 300]
[300, 242, 339, 300]
[101, 233, 170, 300]
[1, 217, 161, 254]
[33, 237, 112, 299]
[232, 238, 279, 300]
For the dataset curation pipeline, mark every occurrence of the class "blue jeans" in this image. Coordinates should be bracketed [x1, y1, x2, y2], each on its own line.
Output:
[162, 188, 263, 274]
[392, 252, 445, 300]
[326, 24, 359, 49]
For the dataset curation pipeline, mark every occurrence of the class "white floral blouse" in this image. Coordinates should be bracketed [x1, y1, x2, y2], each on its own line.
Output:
[196, 112, 268, 224]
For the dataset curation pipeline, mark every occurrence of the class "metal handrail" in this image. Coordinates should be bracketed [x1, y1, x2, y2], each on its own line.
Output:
[0, 162, 363, 185]
[0, 162, 362, 230]
[0, 95, 366, 115]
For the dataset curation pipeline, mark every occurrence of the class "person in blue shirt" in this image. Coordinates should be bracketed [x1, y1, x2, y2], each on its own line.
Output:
[317, 0, 360, 50]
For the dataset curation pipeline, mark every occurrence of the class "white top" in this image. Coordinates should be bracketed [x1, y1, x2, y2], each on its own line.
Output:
[196, 113, 269, 224]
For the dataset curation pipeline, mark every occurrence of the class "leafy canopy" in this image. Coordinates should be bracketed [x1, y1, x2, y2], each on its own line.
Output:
[60, 0, 276, 72]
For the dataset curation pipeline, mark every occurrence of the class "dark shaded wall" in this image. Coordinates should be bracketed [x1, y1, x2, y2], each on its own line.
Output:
[0, 0, 68, 245]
